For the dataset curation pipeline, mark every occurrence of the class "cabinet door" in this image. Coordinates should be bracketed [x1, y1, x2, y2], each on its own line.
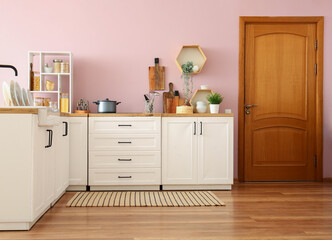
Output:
[69, 117, 88, 186]
[162, 117, 198, 184]
[198, 117, 233, 184]
[55, 119, 70, 197]
[43, 127, 56, 205]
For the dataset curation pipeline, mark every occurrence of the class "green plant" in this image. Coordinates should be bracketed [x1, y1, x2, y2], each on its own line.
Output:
[181, 61, 194, 104]
[207, 93, 223, 104]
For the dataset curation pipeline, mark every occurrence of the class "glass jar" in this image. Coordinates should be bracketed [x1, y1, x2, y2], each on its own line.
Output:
[53, 59, 63, 73]
[49, 101, 58, 112]
[33, 97, 43, 106]
[61, 62, 69, 73]
[43, 97, 51, 107]
[60, 93, 69, 112]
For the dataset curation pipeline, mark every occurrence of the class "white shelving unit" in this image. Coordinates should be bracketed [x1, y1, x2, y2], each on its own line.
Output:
[28, 51, 73, 113]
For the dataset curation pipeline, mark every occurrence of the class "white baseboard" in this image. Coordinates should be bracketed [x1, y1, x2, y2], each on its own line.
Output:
[162, 184, 232, 190]
[90, 185, 160, 191]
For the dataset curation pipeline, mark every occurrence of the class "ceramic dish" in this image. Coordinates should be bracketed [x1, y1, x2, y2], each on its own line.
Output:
[21, 88, 28, 106]
[27, 89, 33, 106]
[10, 80, 18, 106]
[14, 81, 23, 106]
[2, 82, 12, 106]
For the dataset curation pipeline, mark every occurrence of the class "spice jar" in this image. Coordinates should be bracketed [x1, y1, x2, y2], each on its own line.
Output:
[53, 59, 63, 73]
[60, 93, 69, 112]
[61, 62, 69, 73]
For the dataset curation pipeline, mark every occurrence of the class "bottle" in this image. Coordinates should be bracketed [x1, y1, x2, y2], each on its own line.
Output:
[60, 93, 69, 112]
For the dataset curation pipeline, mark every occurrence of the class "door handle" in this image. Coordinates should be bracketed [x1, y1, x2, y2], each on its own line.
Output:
[200, 122, 203, 135]
[118, 141, 132, 144]
[245, 104, 259, 109]
[118, 176, 132, 179]
[118, 158, 132, 161]
[194, 122, 196, 135]
[45, 129, 53, 148]
[62, 121, 68, 136]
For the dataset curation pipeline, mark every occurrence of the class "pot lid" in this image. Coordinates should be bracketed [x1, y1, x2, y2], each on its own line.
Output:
[98, 98, 116, 102]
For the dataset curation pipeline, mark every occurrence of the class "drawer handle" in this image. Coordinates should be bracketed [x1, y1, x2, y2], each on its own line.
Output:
[118, 176, 132, 179]
[118, 158, 132, 161]
[118, 141, 132, 144]
[118, 124, 132, 127]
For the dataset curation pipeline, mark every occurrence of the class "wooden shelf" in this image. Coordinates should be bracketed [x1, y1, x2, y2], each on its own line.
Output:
[190, 89, 214, 113]
[175, 45, 207, 75]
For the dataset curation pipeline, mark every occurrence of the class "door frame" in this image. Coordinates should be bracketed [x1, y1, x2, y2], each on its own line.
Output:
[238, 16, 324, 182]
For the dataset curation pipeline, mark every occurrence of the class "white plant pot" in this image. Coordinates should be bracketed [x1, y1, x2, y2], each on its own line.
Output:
[210, 104, 220, 114]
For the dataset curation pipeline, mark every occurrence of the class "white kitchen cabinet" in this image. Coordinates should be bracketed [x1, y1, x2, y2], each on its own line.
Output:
[161, 117, 198, 184]
[68, 117, 88, 190]
[162, 117, 233, 190]
[54, 119, 70, 199]
[0, 113, 68, 230]
[89, 117, 161, 190]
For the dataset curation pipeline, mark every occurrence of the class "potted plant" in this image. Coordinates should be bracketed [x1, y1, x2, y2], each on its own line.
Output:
[207, 93, 223, 113]
[181, 61, 194, 105]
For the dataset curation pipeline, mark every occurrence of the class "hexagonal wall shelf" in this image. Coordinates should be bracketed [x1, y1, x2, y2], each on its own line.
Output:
[175, 45, 207, 75]
[190, 89, 214, 113]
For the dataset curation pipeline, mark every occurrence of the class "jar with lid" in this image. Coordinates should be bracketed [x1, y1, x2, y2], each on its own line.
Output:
[49, 101, 58, 112]
[43, 97, 51, 107]
[53, 59, 63, 73]
[60, 93, 69, 112]
[33, 97, 43, 106]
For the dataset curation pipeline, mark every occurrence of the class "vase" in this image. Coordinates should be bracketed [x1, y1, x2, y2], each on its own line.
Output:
[210, 104, 220, 114]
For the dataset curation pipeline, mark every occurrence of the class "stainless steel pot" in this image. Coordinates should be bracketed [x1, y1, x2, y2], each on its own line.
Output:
[93, 98, 121, 113]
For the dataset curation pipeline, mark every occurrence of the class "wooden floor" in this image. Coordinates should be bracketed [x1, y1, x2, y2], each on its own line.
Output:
[1, 182, 332, 240]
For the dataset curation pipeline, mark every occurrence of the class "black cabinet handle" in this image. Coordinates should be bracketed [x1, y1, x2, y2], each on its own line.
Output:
[63, 121, 68, 136]
[200, 122, 203, 135]
[118, 158, 132, 161]
[194, 122, 196, 135]
[45, 129, 53, 148]
[118, 141, 132, 144]
[118, 124, 132, 127]
[118, 176, 132, 179]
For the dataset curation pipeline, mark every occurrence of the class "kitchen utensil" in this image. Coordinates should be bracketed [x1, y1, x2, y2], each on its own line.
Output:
[93, 98, 121, 113]
[2, 82, 12, 106]
[27, 89, 33, 106]
[163, 82, 175, 113]
[21, 88, 28, 106]
[44, 64, 53, 73]
[149, 58, 165, 90]
[14, 82, 23, 106]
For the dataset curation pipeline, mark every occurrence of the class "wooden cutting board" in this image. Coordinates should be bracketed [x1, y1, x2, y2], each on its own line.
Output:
[149, 66, 165, 90]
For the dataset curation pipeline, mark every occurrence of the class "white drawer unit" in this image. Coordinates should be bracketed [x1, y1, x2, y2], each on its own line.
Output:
[89, 168, 161, 186]
[89, 117, 160, 134]
[89, 151, 161, 168]
[89, 134, 160, 151]
[89, 117, 161, 190]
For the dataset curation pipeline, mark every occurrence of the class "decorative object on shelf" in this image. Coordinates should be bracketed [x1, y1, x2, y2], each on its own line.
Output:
[207, 93, 223, 114]
[149, 58, 165, 91]
[144, 91, 160, 113]
[200, 85, 208, 89]
[44, 63, 53, 73]
[181, 61, 194, 105]
[75, 99, 90, 113]
[176, 105, 193, 114]
[175, 45, 207, 74]
[60, 93, 69, 112]
[196, 101, 207, 113]
[45, 80, 55, 91]
[190, 89, 214, 113]
[53, 59, 63, 73]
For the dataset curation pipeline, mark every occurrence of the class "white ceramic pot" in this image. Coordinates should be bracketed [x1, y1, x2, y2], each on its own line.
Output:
[196, 101, 207, 113]
[210, 104, 220, 114]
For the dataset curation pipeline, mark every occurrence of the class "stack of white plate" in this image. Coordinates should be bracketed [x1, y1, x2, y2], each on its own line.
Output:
[2, 80, 33, 106]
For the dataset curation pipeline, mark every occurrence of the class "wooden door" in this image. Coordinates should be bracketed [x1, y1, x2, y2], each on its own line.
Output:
[198, 117, 233, 184]
[162, 117, 198, 185]
[244, 23, 317, 181]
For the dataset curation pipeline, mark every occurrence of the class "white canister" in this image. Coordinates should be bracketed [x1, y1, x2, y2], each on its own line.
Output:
[196, 101, 207, 113]
[210, 104, 220, 114]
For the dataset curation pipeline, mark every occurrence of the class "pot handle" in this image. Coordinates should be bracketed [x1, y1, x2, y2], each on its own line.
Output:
[93, 101, 99, 105]
[116, 102, 122, 105]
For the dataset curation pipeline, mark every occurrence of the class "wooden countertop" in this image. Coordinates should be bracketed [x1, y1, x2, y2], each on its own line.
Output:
[0, 108, 234, 117]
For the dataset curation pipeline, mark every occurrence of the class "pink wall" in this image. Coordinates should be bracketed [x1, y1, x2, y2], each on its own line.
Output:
[0, 0, 331, 178]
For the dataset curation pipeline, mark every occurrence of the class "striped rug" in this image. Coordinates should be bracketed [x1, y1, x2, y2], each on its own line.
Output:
[66, 191, 225, 207]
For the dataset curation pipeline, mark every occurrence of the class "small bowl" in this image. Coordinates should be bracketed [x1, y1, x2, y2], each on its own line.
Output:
[44, 66, 53, 73]
[200, 85, 209, 89]
[45, 80, 55, 91]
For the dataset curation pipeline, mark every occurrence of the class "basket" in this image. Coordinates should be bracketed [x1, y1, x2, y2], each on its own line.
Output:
[176, 106, 193, 114]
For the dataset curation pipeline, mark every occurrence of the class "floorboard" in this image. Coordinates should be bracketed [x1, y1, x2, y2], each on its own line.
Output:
[0, 182, 331, 240]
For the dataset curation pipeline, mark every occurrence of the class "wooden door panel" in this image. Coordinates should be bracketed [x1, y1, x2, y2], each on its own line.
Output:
[254, 33, 307, 120]
[244, 23, 316, 181]
[252, 127, 307, 166]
